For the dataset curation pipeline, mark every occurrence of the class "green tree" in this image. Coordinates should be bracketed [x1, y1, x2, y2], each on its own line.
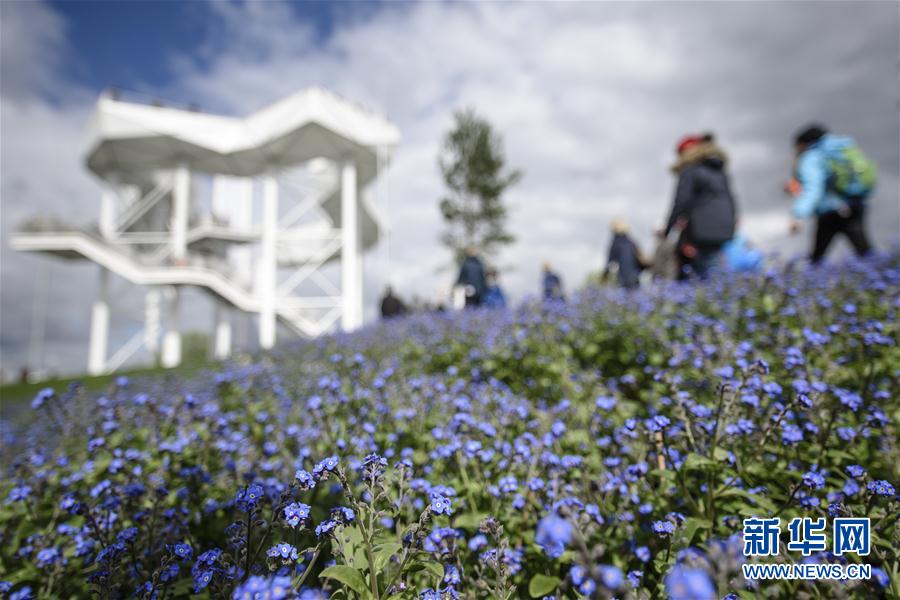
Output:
[438, 108, 521, 263]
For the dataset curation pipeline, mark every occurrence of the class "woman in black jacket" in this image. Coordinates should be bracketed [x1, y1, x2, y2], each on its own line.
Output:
[663, 133, 737, 279]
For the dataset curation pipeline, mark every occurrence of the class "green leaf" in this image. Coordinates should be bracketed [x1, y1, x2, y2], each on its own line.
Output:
[421, 561, 444, 582]
[453, 512, 487, 530]
[712, 447, 730, 462]
[320, 565, 370, 598]
[528, 574, 561, 597]
[649, 468, 677, 483]
[716, 487, 777, 513]
[683, 453, 718, 472]
[374, 542, 402, 571]
[680, 517, 712, 544]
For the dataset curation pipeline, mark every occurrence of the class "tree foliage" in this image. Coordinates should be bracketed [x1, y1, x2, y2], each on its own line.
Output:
[438, 108, 521, 263]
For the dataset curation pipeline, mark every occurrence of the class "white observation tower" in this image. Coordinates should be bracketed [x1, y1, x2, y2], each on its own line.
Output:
[10, 87, 400, 375]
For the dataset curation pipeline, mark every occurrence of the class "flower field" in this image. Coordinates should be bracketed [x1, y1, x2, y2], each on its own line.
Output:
[1, 253, 898, 600]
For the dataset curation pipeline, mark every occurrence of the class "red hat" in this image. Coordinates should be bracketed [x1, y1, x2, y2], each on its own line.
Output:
[676, 135, 702, 155]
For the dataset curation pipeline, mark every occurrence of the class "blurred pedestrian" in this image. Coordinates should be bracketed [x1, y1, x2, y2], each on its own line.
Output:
[605, 218, 647, 289]
[379, 286, 407, 319]
[456, 246, 487, 308]
[542, 262, 564, 301]
[787, 124, 876, 263]
[483, 268, 507, 309]
[663, 132, 737, 279]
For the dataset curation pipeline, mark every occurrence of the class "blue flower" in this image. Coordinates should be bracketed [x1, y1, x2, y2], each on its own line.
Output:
[6, 485, 31, 503]
[627, 570, 643, 589]
[171, 542, 192, 561]
[570, 565, 587, 585]
[312, 456, 339, 478]
[31, 387, 54, 410]
[118, 527, 138, 544]
[332, 506, 355, 523]
[646, 415, 671, 432]
[233, 575, 293, 599]
[193, 570, 214, 593]
[652, 520, 676, 537]
[235, 484, 265, 512]
[362, 453, 388, 479]
[598, 565, 623, 589]
[35, 547, 64, 569]
[577, 578, 596, 596]
[444, 564, 461, 585]
[468, 534, 487, 551]
[430, 494, 453, 515]
[283, 502, 311, 528]
[781, 424, 804, 445]
[595, 396, 617, 411]
[845, 465, 865, 478]
[315, 519, 338, 537]
[266, 542, 300, 562]
[295, 469, 316, 490]
[9, 586, 33, 600]
[535, 515, 571, 558]
[867, 480, 896, 497]
[665, 566, 715, 600]
[635, 546, 651, 562]
[802, 470, 825, 489]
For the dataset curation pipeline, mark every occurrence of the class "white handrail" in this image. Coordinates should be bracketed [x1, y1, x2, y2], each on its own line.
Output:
[10, 230, 325, 338]
[104, 329, 146, 373]
[116, 178, 171, 232]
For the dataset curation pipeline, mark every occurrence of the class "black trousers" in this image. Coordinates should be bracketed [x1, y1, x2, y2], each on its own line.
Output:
[811, 206, 871, 263]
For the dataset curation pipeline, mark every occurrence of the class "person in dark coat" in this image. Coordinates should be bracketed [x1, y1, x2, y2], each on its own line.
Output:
[605, 218, 645, 289]
[456, 246, 487, 308]
[663, 133, 737, 279]
[379, 286, 407, 319]
[542, 262, 564, 301]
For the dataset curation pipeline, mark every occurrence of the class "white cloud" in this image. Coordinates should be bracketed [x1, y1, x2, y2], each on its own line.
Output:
[2, 1, 898, 375]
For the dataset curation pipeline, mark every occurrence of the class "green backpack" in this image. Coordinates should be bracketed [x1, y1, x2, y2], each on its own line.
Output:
[826, 143, 877, 200]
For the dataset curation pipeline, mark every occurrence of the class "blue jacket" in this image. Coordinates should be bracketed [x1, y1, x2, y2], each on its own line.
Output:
[792, 134, 855, 218]
[483, 285, 507, 309]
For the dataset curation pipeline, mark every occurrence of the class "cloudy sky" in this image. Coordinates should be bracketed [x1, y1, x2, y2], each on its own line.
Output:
[1, 0, 898, 377]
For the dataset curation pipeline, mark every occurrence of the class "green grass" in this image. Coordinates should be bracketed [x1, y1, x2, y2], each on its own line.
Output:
[0, 361, 210, 420]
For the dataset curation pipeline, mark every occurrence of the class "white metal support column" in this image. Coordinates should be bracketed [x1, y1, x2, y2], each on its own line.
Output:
[259, 176, 278, 349]
[341, 161, 362, 331]
[161, 286, 181, 368]
[214, 301, 232, 359]
[99, 185, 117, 241]
[87, 267, 110, 376]
[172, 165, 190, 263]
[144, 289, 160, 357]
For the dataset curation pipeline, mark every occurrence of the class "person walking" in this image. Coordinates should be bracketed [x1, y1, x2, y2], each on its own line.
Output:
[787, 124, 876, 263]
[483, 268, 507, 309]
[379, 286, 407, 319]
[605, 218, 646, 289]
[542, 262, 565, 301]
[456, 246, 487, 308]
[663, 133, 737, 279]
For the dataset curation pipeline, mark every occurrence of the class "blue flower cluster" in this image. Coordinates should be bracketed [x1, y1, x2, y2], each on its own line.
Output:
[0, 251, 897, 598]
